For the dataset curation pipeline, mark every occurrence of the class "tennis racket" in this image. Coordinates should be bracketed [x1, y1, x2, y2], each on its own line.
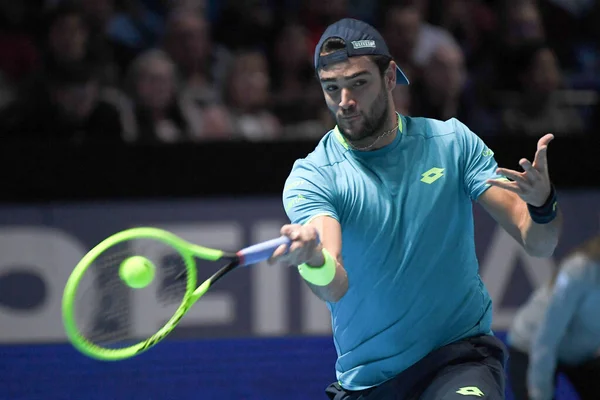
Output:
[61, 226, 295, 361]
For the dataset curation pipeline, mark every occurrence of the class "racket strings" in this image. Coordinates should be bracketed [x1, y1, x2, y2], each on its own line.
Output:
[156, 252, 187, 304]
[74, 238, 189, 349]
[76, 243, 131, 346]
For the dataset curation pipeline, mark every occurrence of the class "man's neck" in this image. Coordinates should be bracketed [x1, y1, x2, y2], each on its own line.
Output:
[348, 111, 399, 151]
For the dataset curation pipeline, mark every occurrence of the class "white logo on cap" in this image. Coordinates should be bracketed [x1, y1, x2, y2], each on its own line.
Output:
[351, 40, 376, 49]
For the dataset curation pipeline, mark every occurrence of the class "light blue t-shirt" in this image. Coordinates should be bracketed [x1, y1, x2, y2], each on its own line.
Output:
[282, 114, 504, 390]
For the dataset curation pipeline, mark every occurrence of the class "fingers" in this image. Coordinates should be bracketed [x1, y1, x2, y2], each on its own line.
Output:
[533, 145, 549, 172]
[491, 134, 554, 204]
[495, 167, 531, 187]
[534, 134, 553, 170]
[270, 224, 320, 266]
[537, 133, 554, 150]
[281, 223, 318, 243]
[496, 162, 541, 187]
[280, 224, 299, 236]
[486, 178, 522, 194]
[267, 243, 290, 265]
[272, 243, 289, 258]
[518, 159, 542, 182]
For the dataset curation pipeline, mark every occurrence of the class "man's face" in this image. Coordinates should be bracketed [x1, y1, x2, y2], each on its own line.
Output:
[318, 55, 390, 143]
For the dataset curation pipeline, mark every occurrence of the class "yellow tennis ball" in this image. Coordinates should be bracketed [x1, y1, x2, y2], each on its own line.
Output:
[119, 256, 155, 289]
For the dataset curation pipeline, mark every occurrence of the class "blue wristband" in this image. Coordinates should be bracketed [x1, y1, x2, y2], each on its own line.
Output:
[527, 184, 558, 224]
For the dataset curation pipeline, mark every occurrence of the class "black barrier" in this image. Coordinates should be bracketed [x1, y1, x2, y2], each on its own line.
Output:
[1, 135, 598, 203]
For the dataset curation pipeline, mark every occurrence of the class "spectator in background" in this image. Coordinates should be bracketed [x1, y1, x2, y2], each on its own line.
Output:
[0, 61, 123, 144]
[221, 49, 281, 141]
[212, 0, 276, 52]
[269, 21, 328, 139]
[382, 3, 420, 80]
[409, 43, 468, 122]
[138, 0, 208, 17]
[382, 2, 458, 83]
[121, 49, 230, 144]
[501, 0, 545, 48]
[76, 0, 135, 85]
[501, 42, 585, 137]
[45, 3, 89, 66]
[162, 8, 232, 108]
[594, 93, 600, 132]
[39, 1, 121, 87]
[507, 234, 600, 400]
[432, 0, 498, 69]
[0, 0, 40, 97]
[538, 0, 600, 91]
[103, 0, 165, 56]
[470, 0, 560, 135]
[491, 0, 547, 92]
[300, 0, 349, 50]
[169, 0, 207, 14]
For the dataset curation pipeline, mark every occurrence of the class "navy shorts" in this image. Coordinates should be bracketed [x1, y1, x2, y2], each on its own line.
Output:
[325, 335, 508, 400]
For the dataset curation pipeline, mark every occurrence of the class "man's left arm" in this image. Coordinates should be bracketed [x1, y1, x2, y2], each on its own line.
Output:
[479, 134, 562, 257]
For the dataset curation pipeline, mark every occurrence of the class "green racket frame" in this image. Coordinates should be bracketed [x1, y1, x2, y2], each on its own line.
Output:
[62, 227, 227, 361]
[62, 226, 290, 361]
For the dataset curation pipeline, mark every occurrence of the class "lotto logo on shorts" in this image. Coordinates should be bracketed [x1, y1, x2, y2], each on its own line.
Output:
[455, 386, 484, 397]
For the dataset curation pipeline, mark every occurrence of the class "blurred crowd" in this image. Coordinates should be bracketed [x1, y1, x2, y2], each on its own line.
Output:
[0, 0, 598, 145]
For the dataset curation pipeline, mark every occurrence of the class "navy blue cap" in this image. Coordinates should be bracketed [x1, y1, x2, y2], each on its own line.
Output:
[314, 18, 409, 85]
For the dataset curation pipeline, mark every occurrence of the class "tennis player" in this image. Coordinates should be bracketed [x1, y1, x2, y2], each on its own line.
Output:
[269, 18, 563, 399]
[507, 234, 600, 400]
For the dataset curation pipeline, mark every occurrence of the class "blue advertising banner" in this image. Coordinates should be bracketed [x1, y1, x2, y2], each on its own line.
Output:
[1, 192, 596, 400]
[0, 192, 599, 344]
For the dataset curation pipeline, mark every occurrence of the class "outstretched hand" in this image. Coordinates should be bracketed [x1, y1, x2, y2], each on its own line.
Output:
[268, 224, 324, 267]
[486, 134, 554, 207]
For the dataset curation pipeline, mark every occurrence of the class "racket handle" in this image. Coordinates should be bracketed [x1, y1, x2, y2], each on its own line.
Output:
[237, 236, 291, 266]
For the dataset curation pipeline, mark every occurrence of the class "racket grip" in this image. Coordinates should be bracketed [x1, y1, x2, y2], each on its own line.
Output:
[237, 236, 291, 266]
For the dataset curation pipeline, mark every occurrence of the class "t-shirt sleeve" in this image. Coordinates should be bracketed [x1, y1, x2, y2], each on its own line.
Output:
[282, 159, 339, 226]
[454, 118, 505, 201]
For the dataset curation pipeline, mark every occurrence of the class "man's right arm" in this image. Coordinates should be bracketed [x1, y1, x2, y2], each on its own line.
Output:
[280, 216, 348, 303]
[273, 160, 349, 303]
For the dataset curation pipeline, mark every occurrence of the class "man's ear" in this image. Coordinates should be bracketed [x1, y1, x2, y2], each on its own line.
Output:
[386, 62, 397, 90]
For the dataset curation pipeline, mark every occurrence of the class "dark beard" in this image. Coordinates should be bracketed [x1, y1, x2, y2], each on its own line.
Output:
[337, 88, 390, 145]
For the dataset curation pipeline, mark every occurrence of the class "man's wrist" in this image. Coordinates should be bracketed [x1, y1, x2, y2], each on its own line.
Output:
[527, 184, 558, 224]
[298, 248, 336, 286]
[306, 246, 325, 267]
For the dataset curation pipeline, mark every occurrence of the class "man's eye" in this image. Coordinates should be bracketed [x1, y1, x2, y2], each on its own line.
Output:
[354, 80, 366, 87]
[326, 85, 338, 92]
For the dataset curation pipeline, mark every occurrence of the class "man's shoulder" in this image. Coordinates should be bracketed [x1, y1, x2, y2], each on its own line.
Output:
[290, 129, 348, 173]
[404, 116, 466, 140]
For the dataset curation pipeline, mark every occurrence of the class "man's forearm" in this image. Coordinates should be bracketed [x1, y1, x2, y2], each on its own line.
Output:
[520, 203, 562, 257]
[306, 262, 349, 303]
[304, 251, 349, 303]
